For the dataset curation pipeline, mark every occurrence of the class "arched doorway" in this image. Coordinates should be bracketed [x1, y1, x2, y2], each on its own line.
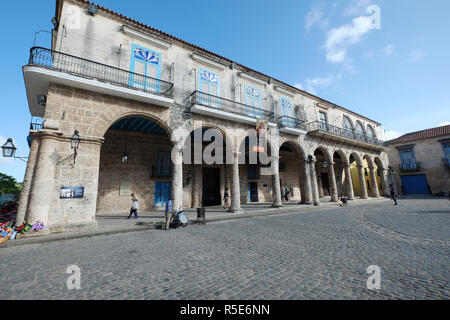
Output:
[96, 116, 173, 215]
[349, 152, 369, 199]
[183, 126, 233, 208]
[279, 141, 307, 203]
[313, 147, 333, 201]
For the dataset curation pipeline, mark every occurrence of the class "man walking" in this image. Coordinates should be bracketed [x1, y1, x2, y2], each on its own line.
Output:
[223, 188, 230, 209]
[128, 193, 139, 219]
[164, 197, 173, 230]
[389, 184, 398, 205]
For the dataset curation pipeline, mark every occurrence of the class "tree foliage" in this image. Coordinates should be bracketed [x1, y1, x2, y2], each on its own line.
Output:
[0, 173, 21, 197]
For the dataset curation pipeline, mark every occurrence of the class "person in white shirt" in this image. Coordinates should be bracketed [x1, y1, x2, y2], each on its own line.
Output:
[128, 193, 139, 219]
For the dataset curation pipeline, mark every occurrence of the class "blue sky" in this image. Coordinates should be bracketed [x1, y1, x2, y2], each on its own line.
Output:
[1, 0, 449, 181]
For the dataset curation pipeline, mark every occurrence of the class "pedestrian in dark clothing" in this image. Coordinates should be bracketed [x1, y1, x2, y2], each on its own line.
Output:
[389, 185, 397, 205]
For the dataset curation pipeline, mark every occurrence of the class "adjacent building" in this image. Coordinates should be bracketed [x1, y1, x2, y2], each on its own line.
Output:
[17, 0, 390, 233]
[387, 125, 450, 195]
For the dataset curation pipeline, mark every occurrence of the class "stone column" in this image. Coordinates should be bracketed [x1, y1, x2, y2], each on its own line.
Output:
[172, 146, 183, 211]
[344, 164, 355, 200]
[230, 151, 242, 213]
[191, 165, 202, 208]
[379, 168, 389, 196]
[317, 173, 324, 198]
[328, 162, 338, 202]
[219, 166, 225, 206]
[26, 132, 59, 227]
[368, 165, 380, 198]
[309, 156, 320, 206]
[272, 153, 283, 208]
[16, 135, 40, 225]
[357, 164, 369, 199]
[300, 160, 313, 204]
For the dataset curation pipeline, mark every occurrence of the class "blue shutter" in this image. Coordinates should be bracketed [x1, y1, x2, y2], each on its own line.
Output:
[280, 96, 294, 126]
[198, 68, 220, 108]
[245, 84, 262, 118]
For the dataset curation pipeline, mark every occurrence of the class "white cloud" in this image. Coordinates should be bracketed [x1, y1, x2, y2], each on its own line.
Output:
[383, 130, 403, 141]
[409, 49, 425, 63]
[305, 3, 329, 31]
[325, 15, 376, 63]
[343, 0, 374, 16]
[382, 44, 394, 56]
[437, 121, 450, 127]
[296, 76, 334, 95]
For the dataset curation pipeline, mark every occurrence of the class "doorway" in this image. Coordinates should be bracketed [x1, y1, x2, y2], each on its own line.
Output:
[202, 168, 221, 206]
[248, 182, 259, 203]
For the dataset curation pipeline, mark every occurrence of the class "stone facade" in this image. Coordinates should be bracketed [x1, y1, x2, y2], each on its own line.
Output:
[18, 0, 391, 233]
[387, 129, 450, 195]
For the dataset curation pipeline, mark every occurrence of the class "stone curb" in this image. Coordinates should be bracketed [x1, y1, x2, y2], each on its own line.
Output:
[0, 198, 390, 249]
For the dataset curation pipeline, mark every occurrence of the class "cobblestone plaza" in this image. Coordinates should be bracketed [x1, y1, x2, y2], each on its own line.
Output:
[1, 198, 448, 300]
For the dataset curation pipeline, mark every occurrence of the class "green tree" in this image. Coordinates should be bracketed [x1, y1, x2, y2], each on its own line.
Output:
[0, 173, 21, 198]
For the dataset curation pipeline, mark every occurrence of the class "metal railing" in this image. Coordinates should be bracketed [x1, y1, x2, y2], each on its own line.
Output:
[307, 121, 384, 146]
[189, 91, 275, 122]
[28, 47, 174, 98]
[30, 122, 43, 131]
[277, 115, 307, 131]
[399, 161, 421, 173]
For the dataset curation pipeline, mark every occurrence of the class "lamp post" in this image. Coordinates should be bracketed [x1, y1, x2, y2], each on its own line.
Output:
[1, 138, 28, 163]
[71, 130, 80, 164]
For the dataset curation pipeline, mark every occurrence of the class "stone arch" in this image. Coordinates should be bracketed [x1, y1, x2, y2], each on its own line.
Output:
[313, 146, 332, 162]
[87, 109, 176, 143]
[278, 140, 308, 203]
[363, 154, 375, 168]
[355, 120, 366, 135]
[349, 151, 363, 166]
[332, 149, 349, 166]
[366, 124, 376, 138]
[342, 115, 355, 131]
[374, 156, 385, 169]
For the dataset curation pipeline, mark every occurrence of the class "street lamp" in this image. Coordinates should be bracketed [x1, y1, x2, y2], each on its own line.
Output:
[1, 138, 28, 163]
[71, 130, 80, 164]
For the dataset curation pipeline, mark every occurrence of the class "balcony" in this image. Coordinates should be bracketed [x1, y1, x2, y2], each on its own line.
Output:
[307, 121, 385, 149]
[188, 91, 276, 127]
[399, 162, 422, 173]
[23, 47, 174, 117]
[277, 116, 307, 135]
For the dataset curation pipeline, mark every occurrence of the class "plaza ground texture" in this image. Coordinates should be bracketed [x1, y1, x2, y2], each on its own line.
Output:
[0, 198, 449, 300]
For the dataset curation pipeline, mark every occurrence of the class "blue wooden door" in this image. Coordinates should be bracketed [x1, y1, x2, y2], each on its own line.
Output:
[400, 174, 429, 195]
[154, 181, 172, 207]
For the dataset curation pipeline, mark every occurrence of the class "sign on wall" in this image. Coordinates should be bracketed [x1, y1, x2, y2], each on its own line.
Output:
[60, 187, 84, 199]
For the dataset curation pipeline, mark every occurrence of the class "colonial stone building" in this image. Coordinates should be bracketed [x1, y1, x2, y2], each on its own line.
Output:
[18, 0, 390, 233]
[387, 125, 450, 195]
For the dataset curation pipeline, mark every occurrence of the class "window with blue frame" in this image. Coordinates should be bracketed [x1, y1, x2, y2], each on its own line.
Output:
[399, 148, 417, 170]
[157, 151, 172, 177]
[129, 44, 161, 93]
[198, 68, 220, 108]
[442, 142, 450, 166]
[245, 84, 262, 118]
[280, 96, 294, 127]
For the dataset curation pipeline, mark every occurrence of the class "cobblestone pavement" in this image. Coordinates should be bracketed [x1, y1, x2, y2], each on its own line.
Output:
[1, 198, 449, 300]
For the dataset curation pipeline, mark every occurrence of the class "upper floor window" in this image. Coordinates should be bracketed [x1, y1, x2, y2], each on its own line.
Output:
[342, 116, 353, 130]
[198, 68, 220, 108]
[130, 44, 161, 92]
[245, 84, 262, 118]
[355, 121, 364, 134]
[442, 142, 450, 166]
[399, 148, 417, 170]
[367, 125, 376, 138]
[280, 96, 294, 126]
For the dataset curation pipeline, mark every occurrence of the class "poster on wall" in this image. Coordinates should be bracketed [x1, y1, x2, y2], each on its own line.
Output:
[60, 187, 84, 199]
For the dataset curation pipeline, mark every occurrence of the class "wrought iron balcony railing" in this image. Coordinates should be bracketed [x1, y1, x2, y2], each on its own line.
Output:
[189, 91, 275, 122]
[28, 47, 174, 98]
[277, 116, 307, 131]
[399, 161, 422, 173]
[30, 122, 43, 131]
[307, 121, 384, 146]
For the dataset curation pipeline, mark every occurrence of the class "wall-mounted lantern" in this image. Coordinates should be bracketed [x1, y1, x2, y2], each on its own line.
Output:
[71, 130, 80, 164]
[1, 138, 28, 162]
